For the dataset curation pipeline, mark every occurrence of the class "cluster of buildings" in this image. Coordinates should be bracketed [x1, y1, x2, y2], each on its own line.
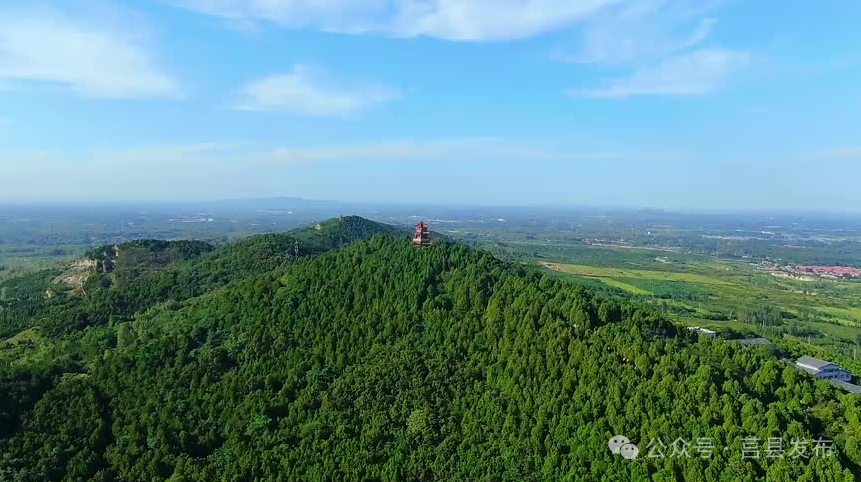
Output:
[583, 238, 635, 248]
[769, 264, 861, 280]
[794, 356, 861, 393]
[687, 327, 860, 394]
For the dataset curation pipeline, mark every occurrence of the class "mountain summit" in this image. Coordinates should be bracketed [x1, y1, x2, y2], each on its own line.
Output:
[0, 218, 859, 481]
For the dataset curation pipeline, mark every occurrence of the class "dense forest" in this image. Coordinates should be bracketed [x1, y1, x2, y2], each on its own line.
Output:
[0, 217, 859, 481]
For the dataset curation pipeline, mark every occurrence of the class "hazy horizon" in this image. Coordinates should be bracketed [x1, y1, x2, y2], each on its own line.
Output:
[2, 196, 860, 217]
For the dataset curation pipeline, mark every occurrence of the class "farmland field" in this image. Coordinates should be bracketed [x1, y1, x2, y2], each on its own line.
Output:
[548, 263, 734, 286]
[532, 245, 861, 364]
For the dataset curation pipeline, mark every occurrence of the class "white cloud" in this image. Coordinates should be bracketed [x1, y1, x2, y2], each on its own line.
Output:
[563, 17, 716, 65]
[557, 0, 723, 65]
[234, 65, 400, 115]
[0, 6, 178, 98]
[570, 49, 750, 98]
[165, 0, 623, 41]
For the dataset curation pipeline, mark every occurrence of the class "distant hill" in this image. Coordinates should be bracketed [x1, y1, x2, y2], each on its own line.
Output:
[288, 215, 452, 249]
[0, 216, 403, 338]
[0, 218, 859, 481]
[289, 215, 405, 250]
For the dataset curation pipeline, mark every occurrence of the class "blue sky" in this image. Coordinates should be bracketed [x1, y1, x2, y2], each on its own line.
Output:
[1, 0, 859, 211]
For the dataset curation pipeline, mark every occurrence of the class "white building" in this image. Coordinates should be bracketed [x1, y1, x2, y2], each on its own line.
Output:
[687, 326, 717, 339]
[796, 356, 852, 382]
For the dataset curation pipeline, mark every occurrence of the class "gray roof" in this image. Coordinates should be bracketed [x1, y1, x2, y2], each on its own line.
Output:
[830, 380, 861, 394]
[733, 337, 771, 345]
[796, 356, 834, 370]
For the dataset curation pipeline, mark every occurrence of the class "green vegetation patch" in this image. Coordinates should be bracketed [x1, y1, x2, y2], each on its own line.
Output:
[1, 218, 860, 481]
[555, 263, 734, 285]
[597, 277, 652, 295]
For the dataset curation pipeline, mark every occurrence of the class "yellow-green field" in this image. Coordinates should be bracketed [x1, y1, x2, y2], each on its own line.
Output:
[552, 263, 733, 287]
[818, 305, 861, 320]
[814, 306, 861, 328]
[598, 278, 652, 295]
[539, 252, 861, 356]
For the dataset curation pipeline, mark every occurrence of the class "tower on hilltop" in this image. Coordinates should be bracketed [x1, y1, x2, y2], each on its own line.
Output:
[413, 221, 430, 246]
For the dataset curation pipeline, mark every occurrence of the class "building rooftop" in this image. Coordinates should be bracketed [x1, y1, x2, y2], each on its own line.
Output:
[796, 356, 834, 370]
[830, 380, 861, 394]
[688, 326, 717, 335]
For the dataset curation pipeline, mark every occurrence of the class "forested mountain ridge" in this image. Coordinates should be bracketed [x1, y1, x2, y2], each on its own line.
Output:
[0, 218, 860, 481]
[289, 215, 406, 250]
[0, 217, 404, 339]
[0, 216, 403, 460]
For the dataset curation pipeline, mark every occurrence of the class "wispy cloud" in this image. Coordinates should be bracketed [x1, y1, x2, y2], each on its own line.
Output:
[3, 138, 685, 171]
[557, 0, 724, 65]
[811, 147, 861, 161]
[555, 0, 752, 99]
[234, 65, 401, 116]
[0, 5, 179, 98]
[561, 17, 716, 65]
[267, 138, 686, 163]
[569, 49, 750, 98]
[1, 138, 688, 201]
[164, 0, 623, 41]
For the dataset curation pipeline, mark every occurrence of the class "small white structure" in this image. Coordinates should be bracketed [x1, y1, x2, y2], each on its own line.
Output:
[687, 326, 718, 339]
[796, 356, 852, 382]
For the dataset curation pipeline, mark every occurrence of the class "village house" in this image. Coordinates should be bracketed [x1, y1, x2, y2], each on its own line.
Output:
[795, 356, 852, 382]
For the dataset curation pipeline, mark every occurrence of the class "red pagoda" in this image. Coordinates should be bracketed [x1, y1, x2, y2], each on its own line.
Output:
[413, 221, 431, 246]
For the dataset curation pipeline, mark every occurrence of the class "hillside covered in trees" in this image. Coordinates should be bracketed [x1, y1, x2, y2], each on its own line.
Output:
[0, 217, 860, 481]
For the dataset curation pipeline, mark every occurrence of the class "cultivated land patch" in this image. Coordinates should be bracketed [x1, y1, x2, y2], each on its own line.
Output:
[818, 305, 861, 320]
[538, 249, 861, 360]
[598, 278, 652, 295]
[553, 263, 734, 286]
[815, 306, 861, 327]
